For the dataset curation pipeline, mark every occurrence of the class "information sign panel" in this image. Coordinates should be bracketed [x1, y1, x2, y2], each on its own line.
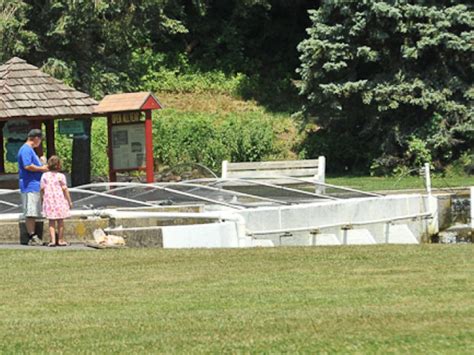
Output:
[111, 123, 146, 170]
[111, 112, 142, 125]
[58, 120, 85, 135]
[3, 119, 29, 162]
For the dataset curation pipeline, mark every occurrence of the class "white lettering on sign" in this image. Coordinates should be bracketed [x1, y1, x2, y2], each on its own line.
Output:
[111, 112, 142, 125]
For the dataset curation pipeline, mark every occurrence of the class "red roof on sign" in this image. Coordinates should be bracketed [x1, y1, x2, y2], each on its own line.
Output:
[93, 92, 162, 114]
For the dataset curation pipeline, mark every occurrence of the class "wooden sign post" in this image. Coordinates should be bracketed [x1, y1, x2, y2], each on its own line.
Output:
[94, 92, 162, 183]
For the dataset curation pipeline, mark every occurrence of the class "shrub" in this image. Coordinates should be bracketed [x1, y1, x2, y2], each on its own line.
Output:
[153, 111, 227, 171]
[153, 109, 292, 174]
[90, 119, 108, 177]
[444, 151, 474, 177]
[55, 124, 73, 173]
[405, 136, 432, 169]
[130, 49, 246, 95]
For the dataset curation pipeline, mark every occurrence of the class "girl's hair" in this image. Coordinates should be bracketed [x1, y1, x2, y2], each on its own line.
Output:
[47, 155, 61, 171]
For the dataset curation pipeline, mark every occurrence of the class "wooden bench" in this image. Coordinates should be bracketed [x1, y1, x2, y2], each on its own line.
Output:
[221, 156, 326, 186]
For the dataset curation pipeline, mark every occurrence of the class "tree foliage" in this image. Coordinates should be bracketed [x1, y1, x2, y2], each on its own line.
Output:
[25, 0, 183, 94]
[298, 0, 473, 174]
[0, 0, 36, 62]
[1, 0, 473, 175]
[2, 0, 314, 102]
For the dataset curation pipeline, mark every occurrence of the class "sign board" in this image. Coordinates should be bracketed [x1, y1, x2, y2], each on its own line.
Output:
[99, 92, 161, 183]
[3, 119, 29, 139]
[111, 112, 143, 125]
[6, 142, 23, 163]
[3, 119, 29, 162]
[111, 123, 146, 170]
[58, 120, 85, 135]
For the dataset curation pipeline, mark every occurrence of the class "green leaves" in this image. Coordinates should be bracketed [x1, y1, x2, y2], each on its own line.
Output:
[298, 0, 473, 174]
[153, 110, 279, 172]
[0, 0, 36, 62]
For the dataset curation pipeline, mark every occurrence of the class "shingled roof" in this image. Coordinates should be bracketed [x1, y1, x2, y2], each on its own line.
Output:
[0, 57, 97, 119]
[94, 92, 162, 114]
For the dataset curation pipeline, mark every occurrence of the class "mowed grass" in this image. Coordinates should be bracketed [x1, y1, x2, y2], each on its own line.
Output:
[0, 245, 473, 353]
[327, 175, 474, 192]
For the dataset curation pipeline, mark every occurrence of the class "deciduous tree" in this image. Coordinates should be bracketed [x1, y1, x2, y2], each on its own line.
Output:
[0, 0, 36, 62]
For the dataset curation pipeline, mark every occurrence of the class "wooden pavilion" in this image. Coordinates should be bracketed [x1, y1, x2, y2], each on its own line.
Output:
[0, 57, 97, 186]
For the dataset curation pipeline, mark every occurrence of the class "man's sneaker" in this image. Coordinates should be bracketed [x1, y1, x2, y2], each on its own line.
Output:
[28, 234, 43, 246]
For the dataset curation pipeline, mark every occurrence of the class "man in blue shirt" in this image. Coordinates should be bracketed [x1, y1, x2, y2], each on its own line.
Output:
[18, 129, 48, 246]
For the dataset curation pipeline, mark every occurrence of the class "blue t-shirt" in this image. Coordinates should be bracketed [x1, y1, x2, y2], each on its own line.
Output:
[17, 144, 43, 193]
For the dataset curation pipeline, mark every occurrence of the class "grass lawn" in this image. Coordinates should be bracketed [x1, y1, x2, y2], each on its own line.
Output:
[327, 175, 474, 192]
[0, 245, 472, 353]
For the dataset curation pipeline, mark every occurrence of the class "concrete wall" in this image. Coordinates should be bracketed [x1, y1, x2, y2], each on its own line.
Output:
[161, 222, 239, 248]
[1, 218, 109, 244]
[237, 194, 432, 244]
[110, 228, 163, 248]
[0, 205, 205, 244]
[0, 194, 453, 248]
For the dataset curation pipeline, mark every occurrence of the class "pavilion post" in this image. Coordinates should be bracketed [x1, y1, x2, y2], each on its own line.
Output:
[0, 121, 5, 173]
[145, 110, 154, 183]
[45, 119, 56, 158]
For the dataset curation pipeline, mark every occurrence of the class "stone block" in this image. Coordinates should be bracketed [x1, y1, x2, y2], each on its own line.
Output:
[110, 217, 213, 229]
[110, 228, 163, 248]
[58, 218, 109, 243]
[0, 218, 109, 244]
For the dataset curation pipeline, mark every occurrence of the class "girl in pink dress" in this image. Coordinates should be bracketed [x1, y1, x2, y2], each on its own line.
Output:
[40, 156, 73, 247]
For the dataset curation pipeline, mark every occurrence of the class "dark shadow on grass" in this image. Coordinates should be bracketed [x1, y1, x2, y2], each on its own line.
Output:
[235, 74, 303, 114]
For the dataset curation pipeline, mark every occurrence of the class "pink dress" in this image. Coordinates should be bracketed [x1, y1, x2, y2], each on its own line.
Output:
[40, 172, 70, 219]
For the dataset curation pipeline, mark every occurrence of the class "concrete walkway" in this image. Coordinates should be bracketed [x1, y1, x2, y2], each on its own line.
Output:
[0, 244, 97, 251]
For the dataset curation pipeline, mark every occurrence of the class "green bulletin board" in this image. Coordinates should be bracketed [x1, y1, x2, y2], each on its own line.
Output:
[58, 120, 85, 136]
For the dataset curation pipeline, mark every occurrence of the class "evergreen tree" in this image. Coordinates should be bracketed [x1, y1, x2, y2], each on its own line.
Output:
[298, 1, 473, 173]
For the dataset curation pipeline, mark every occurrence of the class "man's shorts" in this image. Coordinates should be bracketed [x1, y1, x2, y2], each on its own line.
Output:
[21, 192, 42, 218]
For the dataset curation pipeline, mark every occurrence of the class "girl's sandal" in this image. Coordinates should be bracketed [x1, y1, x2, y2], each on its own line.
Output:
[47, 242, 56, 247]
[57, 241, 69, 247]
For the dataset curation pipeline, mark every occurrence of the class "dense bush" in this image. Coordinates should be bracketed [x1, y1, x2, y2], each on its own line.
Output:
[153, 109, 295, 173]
[129, 49, 246, 96]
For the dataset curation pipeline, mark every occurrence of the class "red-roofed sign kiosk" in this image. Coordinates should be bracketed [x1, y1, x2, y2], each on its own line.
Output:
[94, 92, 162, 183]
